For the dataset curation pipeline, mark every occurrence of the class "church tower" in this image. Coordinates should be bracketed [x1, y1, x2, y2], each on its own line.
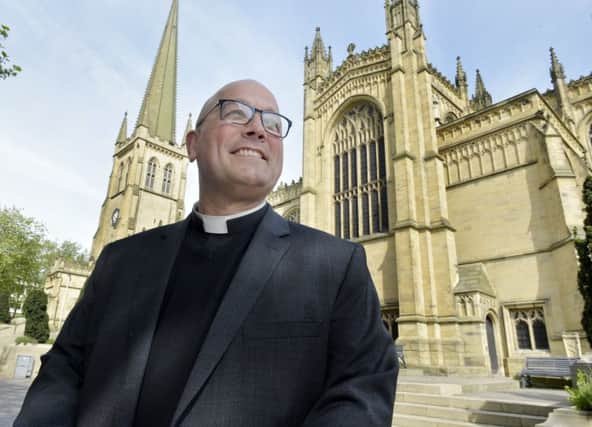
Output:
[384, 0, 465, 371]
[90, 0, 188, 261]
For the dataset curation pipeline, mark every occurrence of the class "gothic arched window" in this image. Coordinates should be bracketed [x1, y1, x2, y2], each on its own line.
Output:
[333, 103, 388, 239]
[123, 158, 131, 188]
[511, 308, 549, 351]
[145, 158, 157, 190]
[117, 162, 124, 193]
[162, 164, 173, 194]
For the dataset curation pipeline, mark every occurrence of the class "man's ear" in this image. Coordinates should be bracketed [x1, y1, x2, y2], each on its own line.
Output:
[186, 129, 199, 162]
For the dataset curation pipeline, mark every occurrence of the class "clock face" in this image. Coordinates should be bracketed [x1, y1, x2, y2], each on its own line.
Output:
[111, 208, 120, 227]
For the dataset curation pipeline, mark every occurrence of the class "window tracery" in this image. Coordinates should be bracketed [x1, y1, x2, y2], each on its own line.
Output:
[333, 103, 388, 239]
[510, 308, 549, 351]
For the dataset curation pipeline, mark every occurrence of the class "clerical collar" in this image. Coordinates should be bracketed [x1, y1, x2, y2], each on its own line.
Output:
[192, 201, 267, 234]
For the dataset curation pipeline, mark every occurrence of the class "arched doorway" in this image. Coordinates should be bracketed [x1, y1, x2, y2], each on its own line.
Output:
[486, 315, 499, 374]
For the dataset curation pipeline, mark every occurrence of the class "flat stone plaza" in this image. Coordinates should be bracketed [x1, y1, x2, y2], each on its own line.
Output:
[0, 379, 29, 426]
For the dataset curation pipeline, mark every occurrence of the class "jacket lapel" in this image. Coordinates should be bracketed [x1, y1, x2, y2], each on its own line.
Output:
[171, 208, 291, 426]
[117, 217, 189, 423]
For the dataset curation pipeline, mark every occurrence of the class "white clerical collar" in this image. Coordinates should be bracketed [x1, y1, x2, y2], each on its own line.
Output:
[192, 201, 266, 234]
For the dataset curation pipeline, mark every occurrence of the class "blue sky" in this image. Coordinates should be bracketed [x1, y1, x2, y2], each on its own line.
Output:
[1, 0, 591, 250]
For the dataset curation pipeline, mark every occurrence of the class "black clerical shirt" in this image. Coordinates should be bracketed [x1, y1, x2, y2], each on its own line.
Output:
[133, 205, 267, 427]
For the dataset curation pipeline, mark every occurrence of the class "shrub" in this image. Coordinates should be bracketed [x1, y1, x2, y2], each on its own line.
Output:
[0, 289, 9, 323]
[23, 289, 49, 343]
[15, 335, 38, 345]
[566, 370, 592, 411]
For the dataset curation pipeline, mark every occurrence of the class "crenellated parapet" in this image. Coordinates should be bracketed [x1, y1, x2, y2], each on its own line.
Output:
[441, 121, 534, 187]
[427, 62, 457, 95]
[268, 178, 302, 205]
[438, 90, 587, 187]
[268, 178, 302, 222]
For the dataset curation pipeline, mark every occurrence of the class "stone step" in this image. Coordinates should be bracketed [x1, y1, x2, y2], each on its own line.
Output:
[392, 413, 497, 427]
[398, 382, 463, 395]
[395, 402, 547, 427]
[397, 392, 558, 418]
[398, 368, 425, 376]
[397, 378, 518, 396]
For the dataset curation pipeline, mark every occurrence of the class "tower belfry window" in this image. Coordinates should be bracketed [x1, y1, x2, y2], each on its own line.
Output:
[333, 103, 389, 239]
[145, 158, 157, 190]
[117, 163, 124, 193]
[162, 164, 173, 194]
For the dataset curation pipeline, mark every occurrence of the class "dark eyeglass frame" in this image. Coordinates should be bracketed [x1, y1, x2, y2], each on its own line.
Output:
[195, 99, 292, 138]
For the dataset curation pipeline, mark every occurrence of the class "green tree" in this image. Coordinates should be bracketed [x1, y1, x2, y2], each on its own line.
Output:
[0, 207, 89, 320]
[0, 24, 22, 80]
[0, 207, 48, 319]
[43, 240, 89, 271]
[576, 176, 592, 347]
[23, 289, 49, 343]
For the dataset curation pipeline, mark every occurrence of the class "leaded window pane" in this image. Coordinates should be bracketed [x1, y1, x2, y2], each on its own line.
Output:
[342, 153, 349, 191]
[362, 193, 369, 235]
[380, 185, 388, 232]
[335, 202, 341, 238]
[361, 145, 368, 185]
[378, 137, 386, 179]
[516, 320, 531, 350]
[370, 141, 377, 181]
[343, 199, 350, 239]
[371, 190, 379, 233]
[334, 155, 340, 193]
[533, 319, 550, 350]
[352, 196, 359, 238]
[351, 149, 357, 187]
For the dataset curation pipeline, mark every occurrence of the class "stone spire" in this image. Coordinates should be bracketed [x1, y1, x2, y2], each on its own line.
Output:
[182, 113, 193, 146]
[471, 69, 492, 111]
[135, 0, 178, 143]
[549, 47, 574, 128]
[116, 112, 128, 144]
[310, 27, 327, 61]
[304, 27, 332, 89]
[549, 47, 566, 83]
[455, 56, 469, 104]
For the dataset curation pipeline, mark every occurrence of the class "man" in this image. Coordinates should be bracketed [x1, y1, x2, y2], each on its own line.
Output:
[15, 80, 397, 427]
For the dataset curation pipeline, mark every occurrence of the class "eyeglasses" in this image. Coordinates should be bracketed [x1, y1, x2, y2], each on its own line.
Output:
[195, 99, 292, 138]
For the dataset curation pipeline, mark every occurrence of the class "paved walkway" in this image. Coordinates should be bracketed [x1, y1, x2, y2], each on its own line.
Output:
[0, 379, 30, 427]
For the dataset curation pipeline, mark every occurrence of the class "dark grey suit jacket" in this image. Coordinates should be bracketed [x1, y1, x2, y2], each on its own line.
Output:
[15, 208, 397, 426]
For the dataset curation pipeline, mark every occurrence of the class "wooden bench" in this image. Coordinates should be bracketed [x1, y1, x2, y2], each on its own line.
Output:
[519, 357, 579, 388]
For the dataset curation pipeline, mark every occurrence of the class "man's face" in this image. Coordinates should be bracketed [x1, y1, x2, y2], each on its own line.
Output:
[186, 80, 284, 207]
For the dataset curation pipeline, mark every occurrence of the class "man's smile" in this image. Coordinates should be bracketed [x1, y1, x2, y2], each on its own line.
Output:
[231, 147, 266, 160]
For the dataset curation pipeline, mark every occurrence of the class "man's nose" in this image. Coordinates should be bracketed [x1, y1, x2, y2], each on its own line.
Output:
[243, 112, 266, 140]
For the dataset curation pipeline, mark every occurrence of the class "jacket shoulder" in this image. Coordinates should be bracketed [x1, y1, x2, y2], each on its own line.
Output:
[101, 218, 187, 254]
[286, 221, 360, 253]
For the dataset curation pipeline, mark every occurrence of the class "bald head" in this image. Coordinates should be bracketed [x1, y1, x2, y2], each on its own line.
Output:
[196, 79, 279, 127]
[186, 79, 284, 215]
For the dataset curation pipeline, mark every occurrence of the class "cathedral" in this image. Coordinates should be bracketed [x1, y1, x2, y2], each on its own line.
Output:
[46, 0, 592, 377]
